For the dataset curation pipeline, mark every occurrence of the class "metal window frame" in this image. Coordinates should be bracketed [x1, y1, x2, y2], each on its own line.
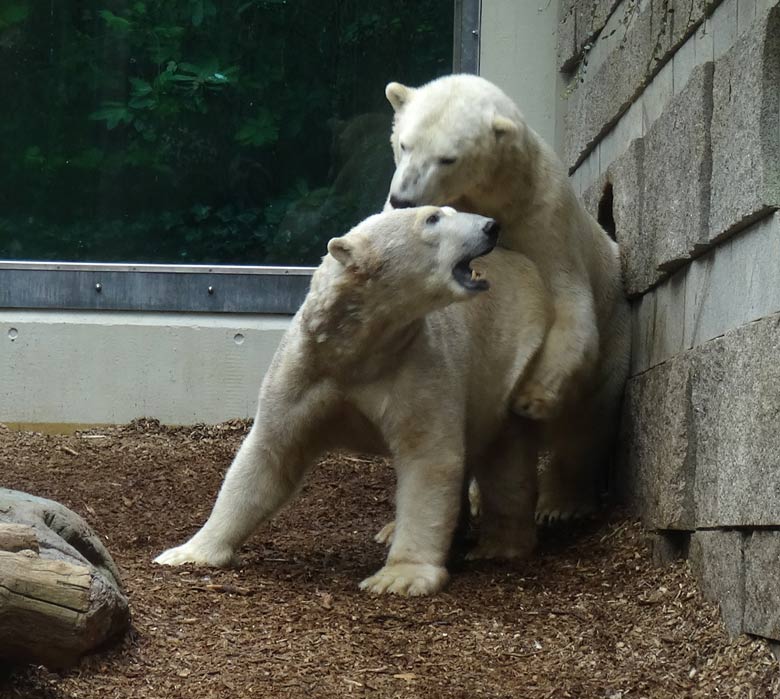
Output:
[0, 0, 481, 316]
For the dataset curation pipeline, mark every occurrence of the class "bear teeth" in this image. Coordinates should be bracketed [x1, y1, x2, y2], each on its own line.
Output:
[470, 269, 482, 281]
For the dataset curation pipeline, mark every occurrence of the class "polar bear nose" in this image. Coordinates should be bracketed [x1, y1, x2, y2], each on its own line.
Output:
[483, 219, 500, 242]
[389, 195, 416, 209]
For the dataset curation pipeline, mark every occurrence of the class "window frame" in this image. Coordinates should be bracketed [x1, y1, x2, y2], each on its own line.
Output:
[0, 0, 480, 315]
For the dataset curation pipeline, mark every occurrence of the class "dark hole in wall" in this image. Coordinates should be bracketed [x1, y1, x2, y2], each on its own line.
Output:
[598, 182, 617, 241]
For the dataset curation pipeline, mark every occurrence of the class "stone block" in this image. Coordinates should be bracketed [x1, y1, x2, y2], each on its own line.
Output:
[712, 0, 738, 58]
[561, 0, 720, 170]
[647, 530, 690, 566]
[629, 291, 656, 375]
[641, 58, 675, 132]
[618, 353, 695, 529]
[649, 267, 687, 366]
[560, 0, 577, 18]
[672, 33, 697, 94]
[756, 0, 779, 16]
[683, 212, 780, 349]
[608, 139, 658, 297]
[643, 61, 713, 274]
[743, 531, 780, 641]
[694, 16, 715, 62]
[563, 0, 655, 169]
[598, 123, 621, 172]
[575, 0, 621, 54]
[737, 0, 757, 33]
[577, 146, 600, 193]
[580, 170, 609, 222]
[613, 96, 645, 153]
[651, 0, 676, 66]
[670, 0, 715, 47]
[558, 7, 578, 72]
[709, 3, 780, 241]
[627, 267, 687, 375]
[689, 530, 746, 636]
[692, 313, 780, 527]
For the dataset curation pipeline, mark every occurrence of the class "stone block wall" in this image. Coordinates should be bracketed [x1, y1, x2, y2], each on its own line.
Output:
[558, 0, 780, 644]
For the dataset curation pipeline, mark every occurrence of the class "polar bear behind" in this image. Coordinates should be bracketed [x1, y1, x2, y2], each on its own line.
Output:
[383, 74, 630, 521]
[156, 207, 551, 595]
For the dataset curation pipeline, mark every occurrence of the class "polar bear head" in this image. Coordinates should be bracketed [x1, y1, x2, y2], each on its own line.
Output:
[324, 206, 499, 314]
[384, 74, 527, 212]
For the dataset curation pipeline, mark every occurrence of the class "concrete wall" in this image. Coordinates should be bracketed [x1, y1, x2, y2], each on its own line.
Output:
[0, 310, 289, 427]
[557, 0, 780, 644]
[480, 0, 564, 152]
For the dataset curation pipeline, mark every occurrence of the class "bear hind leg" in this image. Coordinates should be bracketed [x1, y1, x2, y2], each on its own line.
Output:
[535, 408, 615, 525]
[466, 418, 539, 561]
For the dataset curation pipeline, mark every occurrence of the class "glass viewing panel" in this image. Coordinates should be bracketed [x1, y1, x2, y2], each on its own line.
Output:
[0, 1, 453, 265]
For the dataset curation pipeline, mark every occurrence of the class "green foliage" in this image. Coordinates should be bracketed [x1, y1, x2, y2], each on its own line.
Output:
[0, 0, 452, 264]
[235, 110, 279, 148]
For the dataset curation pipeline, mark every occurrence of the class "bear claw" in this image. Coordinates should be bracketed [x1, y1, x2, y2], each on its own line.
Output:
[374, 521, 396, 546]
[359, 563, 448, 596]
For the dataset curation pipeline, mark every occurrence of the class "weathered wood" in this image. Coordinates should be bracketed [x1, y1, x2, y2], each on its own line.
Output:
[0, 523, 39, 553]
[0, 489, 130, 668]
[0, 550, 129, 668]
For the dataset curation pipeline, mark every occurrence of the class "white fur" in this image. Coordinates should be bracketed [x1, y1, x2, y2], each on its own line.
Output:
[155, 207, 551, 595]
[384, 74, 630, 520]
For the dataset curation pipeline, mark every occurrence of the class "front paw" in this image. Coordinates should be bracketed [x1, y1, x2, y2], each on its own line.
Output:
[359, 563, 449, 596]
[154, 540, 237, 568]
[513, 378, 563, 420]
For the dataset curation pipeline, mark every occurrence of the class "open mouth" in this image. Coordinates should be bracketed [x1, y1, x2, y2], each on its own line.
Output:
[452, 250, 492, 292]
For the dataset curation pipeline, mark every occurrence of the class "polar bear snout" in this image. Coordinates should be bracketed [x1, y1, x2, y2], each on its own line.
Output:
[483, 219, 500, 243]
[389, 194, 416, 209]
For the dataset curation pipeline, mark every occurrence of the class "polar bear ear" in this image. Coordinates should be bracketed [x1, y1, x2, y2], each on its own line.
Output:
[327, 236, 357, 268]
[492, 115, 519, 140]
[385, 82, 413, 112]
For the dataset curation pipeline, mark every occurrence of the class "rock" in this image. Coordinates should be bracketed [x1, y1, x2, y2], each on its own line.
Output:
[643, 62, 713, 273]
[692, 314, 780, 527]
[709, 4, 780, 241]
[618, 353, 695, 530]
[689, 530, 745, 636]
[647, 530, 690, 567]
[608, 139, 652, 297]
[743, 531, 780, 641]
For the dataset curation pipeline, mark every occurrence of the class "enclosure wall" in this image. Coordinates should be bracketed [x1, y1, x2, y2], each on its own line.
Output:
[557, 0, 780, 645]
[479, 0, 564, 151]
[0, 311, 289, 426]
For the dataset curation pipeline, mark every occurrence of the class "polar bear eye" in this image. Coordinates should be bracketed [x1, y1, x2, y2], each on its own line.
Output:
[426, 213, 440, 225]
[438, 156, 457, 165]
[400, 142, 409, 152]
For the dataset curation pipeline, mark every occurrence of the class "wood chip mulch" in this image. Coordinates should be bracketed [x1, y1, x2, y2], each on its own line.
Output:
[1, 419, 778, 699]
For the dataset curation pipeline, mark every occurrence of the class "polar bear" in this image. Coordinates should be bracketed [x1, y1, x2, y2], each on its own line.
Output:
[155, 206, 551, 595]
[383, 74, 630, 521]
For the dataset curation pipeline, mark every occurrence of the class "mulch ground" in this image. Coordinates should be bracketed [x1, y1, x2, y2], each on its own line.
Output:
[0, 419, 778, 699]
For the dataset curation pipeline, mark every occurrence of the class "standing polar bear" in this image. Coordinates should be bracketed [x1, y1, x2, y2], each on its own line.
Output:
[384, 74, 630, 520]
[156, 207, 551, 595]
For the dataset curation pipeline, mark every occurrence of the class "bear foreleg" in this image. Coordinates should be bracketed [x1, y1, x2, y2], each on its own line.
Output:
[513, 288, 599, 420]
[154, 387, 333, 567]
[360, 442, 463, 596]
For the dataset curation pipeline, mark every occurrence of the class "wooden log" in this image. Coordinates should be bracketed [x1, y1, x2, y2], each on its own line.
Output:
[0, 549, 129, 668]
[0, 523, 39, 553]
[0, 489, 130, 668]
